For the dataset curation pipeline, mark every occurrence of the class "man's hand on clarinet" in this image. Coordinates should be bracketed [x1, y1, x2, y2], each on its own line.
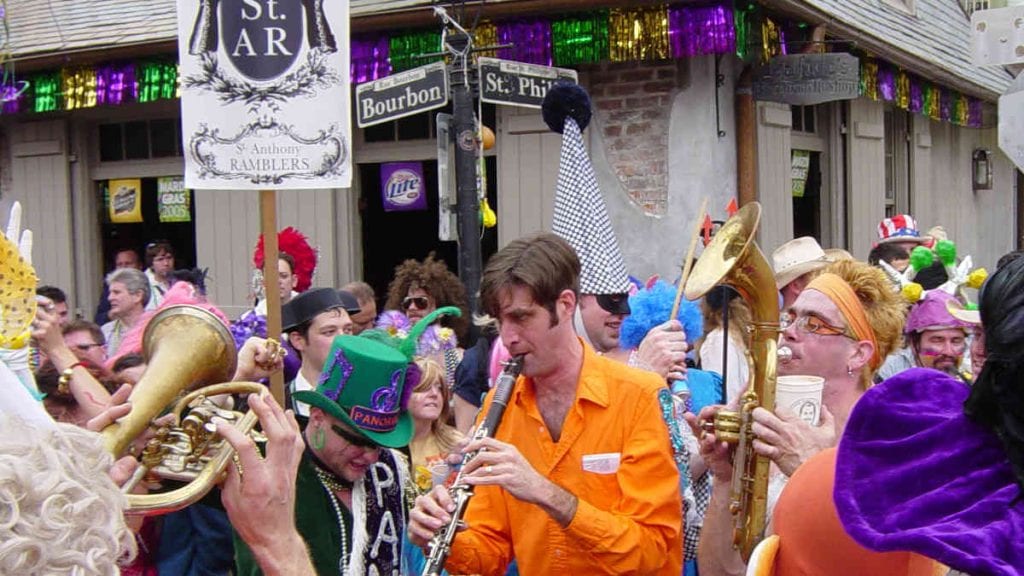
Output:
[408, 485, 458, 548]
[460, 437, 546, 503]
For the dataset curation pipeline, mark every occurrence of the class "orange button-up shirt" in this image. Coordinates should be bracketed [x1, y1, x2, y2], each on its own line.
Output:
[446, 342, 683, 575]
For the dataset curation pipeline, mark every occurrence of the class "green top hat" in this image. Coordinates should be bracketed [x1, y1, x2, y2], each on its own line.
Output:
[293, 306, 461, 448]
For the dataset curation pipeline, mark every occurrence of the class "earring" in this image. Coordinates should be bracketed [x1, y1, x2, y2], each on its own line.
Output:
[312, 426, 326, 450]
[847, 366, 854, 376]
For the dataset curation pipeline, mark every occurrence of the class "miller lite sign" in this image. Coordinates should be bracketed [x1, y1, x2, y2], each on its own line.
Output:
[380, 162, 427, 212]
[176, 0, 352, 189]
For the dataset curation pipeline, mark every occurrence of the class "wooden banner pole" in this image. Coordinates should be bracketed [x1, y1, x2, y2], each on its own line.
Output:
[671, 197, 709, 321]
[260, 189, 285, 406]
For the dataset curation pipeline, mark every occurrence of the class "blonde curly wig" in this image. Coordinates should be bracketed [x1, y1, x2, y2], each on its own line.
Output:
[0, 417, 136, 575]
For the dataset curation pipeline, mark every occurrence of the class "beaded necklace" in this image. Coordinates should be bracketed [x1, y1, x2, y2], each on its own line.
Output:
[314, 466, 351, 574]
[315, 465, 353, 492]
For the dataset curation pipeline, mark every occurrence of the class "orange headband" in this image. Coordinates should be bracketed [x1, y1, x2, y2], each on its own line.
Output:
[804, 273, 881, 371]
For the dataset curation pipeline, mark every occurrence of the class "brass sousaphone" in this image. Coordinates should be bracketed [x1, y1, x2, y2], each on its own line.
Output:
[102, 305, 268, 515]
[684, 202, 779, 560]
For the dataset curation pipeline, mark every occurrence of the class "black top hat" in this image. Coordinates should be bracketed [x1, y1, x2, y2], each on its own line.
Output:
[283, 287, 346, 331]
[337, 290, 362, 315]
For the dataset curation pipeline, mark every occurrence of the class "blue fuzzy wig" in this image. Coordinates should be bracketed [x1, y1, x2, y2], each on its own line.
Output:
[619, 280, 703, 350]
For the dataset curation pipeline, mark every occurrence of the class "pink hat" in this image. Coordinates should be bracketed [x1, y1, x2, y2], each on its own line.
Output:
[904, 290, 972, 334]
[877, 215, 930, 245]
[488, 337, 511, 385]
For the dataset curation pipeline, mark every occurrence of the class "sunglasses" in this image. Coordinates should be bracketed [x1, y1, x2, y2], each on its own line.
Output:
[595, 293, 631, 315]
[330, 423, 379, 450]
[401, 296, 431, 311]
[73, 343, 104, 352]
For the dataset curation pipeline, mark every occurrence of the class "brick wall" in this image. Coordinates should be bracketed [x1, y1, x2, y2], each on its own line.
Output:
[582, 60, 685, 216]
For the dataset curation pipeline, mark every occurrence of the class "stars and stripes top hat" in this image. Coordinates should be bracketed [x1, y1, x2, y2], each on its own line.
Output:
[544, 82, 631, 303]
[877, 214, 930, 245]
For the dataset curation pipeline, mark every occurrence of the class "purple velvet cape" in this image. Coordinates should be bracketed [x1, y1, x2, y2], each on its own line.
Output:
[835, 367, 1024, 576]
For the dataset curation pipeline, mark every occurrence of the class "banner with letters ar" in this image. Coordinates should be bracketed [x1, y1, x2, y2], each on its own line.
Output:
[176, 0, 352, 189]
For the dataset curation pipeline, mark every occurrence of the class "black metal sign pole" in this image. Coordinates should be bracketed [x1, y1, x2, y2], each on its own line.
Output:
[440, 17, 483, 319]
[430, 7, 517, 324]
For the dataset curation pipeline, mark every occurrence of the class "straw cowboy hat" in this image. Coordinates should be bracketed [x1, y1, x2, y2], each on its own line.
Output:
[772, 237, 832, 290]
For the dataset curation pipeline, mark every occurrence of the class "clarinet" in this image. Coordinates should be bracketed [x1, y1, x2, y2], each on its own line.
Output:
[421, 356, 523, 576]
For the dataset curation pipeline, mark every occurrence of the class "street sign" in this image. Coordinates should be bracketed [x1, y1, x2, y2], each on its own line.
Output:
[999, 74, 1024, 172]
[753, 53, 860, 105]
[356, 61, 449, 128]
[971, 6, 1024, 67]
[478, 57, 578, 108]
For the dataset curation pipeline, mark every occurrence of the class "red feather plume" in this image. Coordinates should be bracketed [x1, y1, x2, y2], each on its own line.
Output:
[253, 227, 318, 293]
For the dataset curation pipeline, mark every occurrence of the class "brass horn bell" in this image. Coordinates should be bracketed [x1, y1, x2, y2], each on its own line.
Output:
[102, 305, 268, 516]
[685, 201, 780, 561]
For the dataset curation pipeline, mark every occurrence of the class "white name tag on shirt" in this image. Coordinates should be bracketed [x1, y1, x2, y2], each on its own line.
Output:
[582, 452, 621, 474]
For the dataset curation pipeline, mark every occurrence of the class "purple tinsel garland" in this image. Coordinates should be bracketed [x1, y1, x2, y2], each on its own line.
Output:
[668, 4, 736, 58]
[497, 20, 553, 66]
[877, 65, 896, 101]
[351, 35, 391, 83]
[96, 62, 137, 106]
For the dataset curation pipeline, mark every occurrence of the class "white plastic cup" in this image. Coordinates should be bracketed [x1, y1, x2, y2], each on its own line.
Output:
[776, 375, 824, 426]
[430, 461, 450, 488]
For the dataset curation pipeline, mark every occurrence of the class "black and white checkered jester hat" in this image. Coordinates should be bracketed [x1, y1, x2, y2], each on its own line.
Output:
[544, 82, 631, 297]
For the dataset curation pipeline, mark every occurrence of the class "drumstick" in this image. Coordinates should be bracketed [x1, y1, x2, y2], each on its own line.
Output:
[670, 197, 709, 321]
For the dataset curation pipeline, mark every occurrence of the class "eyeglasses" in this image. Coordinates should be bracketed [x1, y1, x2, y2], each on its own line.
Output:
[330, 423, 379, 450]
[780, 313, 853, 338]
[73, 343, 104, 352]
[401, 296, 431, 311]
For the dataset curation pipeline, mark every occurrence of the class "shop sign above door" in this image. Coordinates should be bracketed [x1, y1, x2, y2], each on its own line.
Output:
[176, 0, 353, 189]
[478, 58, 578, 108]
[753, 53, 860, 106]
[355, 61, 449, 128]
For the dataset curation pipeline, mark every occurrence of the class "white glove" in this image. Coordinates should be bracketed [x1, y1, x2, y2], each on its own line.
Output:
[0, 201, 40, 398]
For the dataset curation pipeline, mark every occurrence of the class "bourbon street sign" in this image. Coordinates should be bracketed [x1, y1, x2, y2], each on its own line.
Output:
[478, 57, 578, 108]
[356, 61, 449, 128]
[753, 53, 860, 106]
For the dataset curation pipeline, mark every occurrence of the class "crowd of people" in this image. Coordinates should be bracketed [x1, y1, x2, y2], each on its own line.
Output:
[2, 82, 1022, 576]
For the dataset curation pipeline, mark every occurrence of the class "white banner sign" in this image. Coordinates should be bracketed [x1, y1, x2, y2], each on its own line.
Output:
[176, 0, 352, 189]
